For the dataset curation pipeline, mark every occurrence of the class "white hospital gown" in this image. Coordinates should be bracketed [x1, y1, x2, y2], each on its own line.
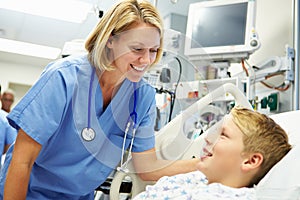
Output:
[133, 171, 256, 200]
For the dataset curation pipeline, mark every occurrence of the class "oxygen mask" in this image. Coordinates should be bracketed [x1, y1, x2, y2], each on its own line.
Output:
[199, 118, 224, 159]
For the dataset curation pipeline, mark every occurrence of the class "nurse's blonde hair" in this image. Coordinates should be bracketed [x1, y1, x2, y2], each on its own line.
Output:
[230, 106, 292, 186]
[85, 0, 164, 71]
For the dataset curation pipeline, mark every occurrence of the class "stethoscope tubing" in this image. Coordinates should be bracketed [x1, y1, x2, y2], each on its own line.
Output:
[83, 67, 138, 173]
[119, 82, 138, 172]
[87, 67, 96, 129]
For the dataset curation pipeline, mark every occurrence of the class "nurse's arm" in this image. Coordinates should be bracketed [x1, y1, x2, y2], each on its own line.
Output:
[4, 129, 42, 199]
[132, 148, 199, 181]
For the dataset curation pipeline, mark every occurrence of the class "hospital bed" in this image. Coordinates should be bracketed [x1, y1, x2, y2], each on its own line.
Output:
[108, 83, 300, 200]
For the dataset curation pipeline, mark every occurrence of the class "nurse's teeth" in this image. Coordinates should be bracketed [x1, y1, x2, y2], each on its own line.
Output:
[131, 65, 145, 71]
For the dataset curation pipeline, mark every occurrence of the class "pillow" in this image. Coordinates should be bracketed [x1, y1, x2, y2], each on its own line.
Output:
[256, 110, 300, 199]
[256, 145, 300, 199]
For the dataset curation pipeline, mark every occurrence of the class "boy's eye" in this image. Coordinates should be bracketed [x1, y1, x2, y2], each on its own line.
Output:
[220, 132, 228, 137]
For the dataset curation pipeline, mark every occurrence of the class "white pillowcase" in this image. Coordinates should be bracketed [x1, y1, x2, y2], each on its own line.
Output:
[256, 145, 300, 199]
[256, 110, 300, 200]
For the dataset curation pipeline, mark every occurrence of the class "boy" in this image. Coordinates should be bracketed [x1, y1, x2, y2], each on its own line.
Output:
[134, 106, 292, 199]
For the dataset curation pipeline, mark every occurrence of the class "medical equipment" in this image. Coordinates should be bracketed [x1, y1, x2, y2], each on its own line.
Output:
[81, 68, 96, 141]
[155, 83, 252, 161]
[109, 83, 300, 200]
[117, 82, 138, 173]
[184, 0, 260, 62]
[183, 105, 224, 139]
[81, 67, 138, 172]
[231, 46, 295, 111]
[109, 83, 252, 199]
[251, 46, 294, 84]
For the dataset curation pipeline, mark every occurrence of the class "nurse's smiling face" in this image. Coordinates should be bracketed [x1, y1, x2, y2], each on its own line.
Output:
[106, 22, 161, 82]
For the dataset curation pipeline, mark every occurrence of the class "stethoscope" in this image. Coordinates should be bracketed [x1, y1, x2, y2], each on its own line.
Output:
[117, 82, 137, 173]
[81, 67, 138, 173]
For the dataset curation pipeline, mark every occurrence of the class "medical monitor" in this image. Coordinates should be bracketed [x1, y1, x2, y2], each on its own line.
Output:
[184, 0, 260, 62]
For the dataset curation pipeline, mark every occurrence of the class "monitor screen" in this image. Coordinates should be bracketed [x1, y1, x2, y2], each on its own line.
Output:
[184, 0, 259, 62]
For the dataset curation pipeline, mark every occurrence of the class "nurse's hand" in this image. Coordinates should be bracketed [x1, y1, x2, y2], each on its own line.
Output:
[3, 129, 42, 200]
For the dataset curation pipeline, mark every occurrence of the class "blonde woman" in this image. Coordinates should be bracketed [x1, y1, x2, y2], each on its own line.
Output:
[0, 0, 198, 199]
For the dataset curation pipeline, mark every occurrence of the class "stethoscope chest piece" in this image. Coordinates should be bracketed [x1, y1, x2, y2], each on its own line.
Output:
[81, 127, 96, 141]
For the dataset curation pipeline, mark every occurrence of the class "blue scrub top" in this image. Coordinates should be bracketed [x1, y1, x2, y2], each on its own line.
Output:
[0, 110, 17, 167]
[0, 55, 156, 199]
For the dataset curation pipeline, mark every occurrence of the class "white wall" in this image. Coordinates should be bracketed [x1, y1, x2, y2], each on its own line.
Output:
[0, 61, 44, 107]
[249, 0, 294, 64]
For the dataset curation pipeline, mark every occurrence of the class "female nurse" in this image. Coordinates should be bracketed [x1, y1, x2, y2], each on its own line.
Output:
[0, 0, 198, 199]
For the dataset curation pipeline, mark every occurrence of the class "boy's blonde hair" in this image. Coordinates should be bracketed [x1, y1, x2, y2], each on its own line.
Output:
[231, 106, 292, 186]
[85, 0, 164, 71]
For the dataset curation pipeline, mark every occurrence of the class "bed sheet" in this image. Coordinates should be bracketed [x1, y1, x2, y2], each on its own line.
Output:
[133, 171, 255, 200]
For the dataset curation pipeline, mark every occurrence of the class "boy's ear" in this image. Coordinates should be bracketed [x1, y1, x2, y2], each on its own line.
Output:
[242, 153, 263, 172]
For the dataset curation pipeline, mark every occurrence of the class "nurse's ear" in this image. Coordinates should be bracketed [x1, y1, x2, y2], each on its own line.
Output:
[106, 35, 114, 49]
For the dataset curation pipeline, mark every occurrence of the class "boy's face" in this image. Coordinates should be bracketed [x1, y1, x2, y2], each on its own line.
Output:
[197, 114, 245, 185]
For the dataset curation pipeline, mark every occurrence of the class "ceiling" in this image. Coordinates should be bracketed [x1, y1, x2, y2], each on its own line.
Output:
[0, 0, 197, 68]
[0, 0, 118, 67]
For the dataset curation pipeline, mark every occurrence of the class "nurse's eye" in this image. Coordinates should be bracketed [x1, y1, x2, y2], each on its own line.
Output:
[150, 48, 158, 53]
[131, 47, 144, 53]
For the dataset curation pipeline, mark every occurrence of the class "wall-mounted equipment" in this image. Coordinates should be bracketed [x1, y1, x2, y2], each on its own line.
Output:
[184, 0, 260, 63]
